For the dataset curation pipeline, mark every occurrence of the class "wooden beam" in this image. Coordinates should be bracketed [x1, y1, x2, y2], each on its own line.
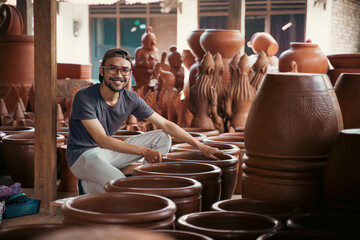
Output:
[228, 0, 245, 53]
[16, 0, 33, 35]
[34, 0, 57, 210]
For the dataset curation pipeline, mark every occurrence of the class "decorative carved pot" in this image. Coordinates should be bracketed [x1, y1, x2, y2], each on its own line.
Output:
[243, 73, 343, 211]
[212, 198, 300, 223]
[62, 192, 176, 229]
[323, 129, 360, 214]
[172, 132, 206, 145]
[2, 132, 65, 187]
[163, 152, 238, 200]
[154, 230, 213, 240]
[112, 130, 144, 141]
[171, 142, 240, 158]
[182, 128, 220, 137]
[334, 73, 360, 129]
[132, 162, 222, 211]
[278, 42, 328, 74]
[105, 175, 202, 218]
[200, 29, 245, 84]
[0, 224, 65, 240]
[177, 211, 282, 240]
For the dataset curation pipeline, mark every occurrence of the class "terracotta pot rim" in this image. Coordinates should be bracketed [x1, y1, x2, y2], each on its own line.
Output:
[2, 132, 65, 144]
[244, 151, 328, 159]
[171, 142, 240, 153]
[163, 152, 239, 167]
[290, 42, 319, 48]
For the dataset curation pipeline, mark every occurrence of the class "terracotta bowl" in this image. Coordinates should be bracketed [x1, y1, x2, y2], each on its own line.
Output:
[177, 211, 282, 240]
[327, 53, 360, 69]
[105, 175, 202, 218]
[172, 132, 206, 145]
[212, 198, 300, 222]
[112, 130, 144, 141]
[163, 152, 239, 200]
[0, 126, 34, 135]
[0, 224, 65, 240]
[171, 142, 241, 157]
[154, 229, 213, 240]
[132, 162, 222, 211]
[182, 128, 220, 137]
[62, 192, 176, 229]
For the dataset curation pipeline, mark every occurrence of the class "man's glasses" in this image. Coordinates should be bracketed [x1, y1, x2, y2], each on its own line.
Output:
[102, 66, 132, 76]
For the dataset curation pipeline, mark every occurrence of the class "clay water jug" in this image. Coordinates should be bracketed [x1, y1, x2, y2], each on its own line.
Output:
[327, 53, 360, 85]
[62, 192, 176, 229]
[279, 41, 328, 74]
[163, 152, 239, 200]
[243, 73, 343, 211]
[334, 73, 360, 129]
[105, 175, 202, 218]
[132, 162, 222, 211]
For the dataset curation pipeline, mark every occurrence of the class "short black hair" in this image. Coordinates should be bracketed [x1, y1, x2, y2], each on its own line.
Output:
[99, 48, 133, 83]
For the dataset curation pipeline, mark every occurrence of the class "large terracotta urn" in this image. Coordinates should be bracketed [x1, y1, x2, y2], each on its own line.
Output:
[278, 41, 328, 74]
[2, 132, 65, 187]
[62, 192, 176, 229]
[177, 211, 282, 240]
[323, 129, 360, 215]
[334, 73, 360, 129]
[105, 175, 202, 218]
[200, 29, 245, 85]
[327, 53, 360, 85]
[243, 73, 343, 211]
[0, 4, 34, 98]
[132, 162, 222, 211]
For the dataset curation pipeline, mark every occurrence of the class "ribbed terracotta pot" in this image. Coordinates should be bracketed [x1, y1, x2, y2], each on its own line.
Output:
[105, 175, 202, 218]
[177, 211, 282, 240]
[112, 130, 144, 141]
[323, 129, 360, 214]
[0, 224, 65, 240]
[334, 73, 360, 129]
[163, 152, 238, 200]
[2, 132, 65, 187]
[243, 73, 343, 211]
[155, 230, 214, 240]
[182, 128, 220, 137]
[62, 192, 176, 229]
[172, 132, 206, 145]
[212, 198, 300, 223]
[132, 162, 222, 211]
[170, 142, 241, 158]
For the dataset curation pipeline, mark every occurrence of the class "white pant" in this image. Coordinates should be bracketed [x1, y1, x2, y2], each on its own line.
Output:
[70, 130, 171, 194]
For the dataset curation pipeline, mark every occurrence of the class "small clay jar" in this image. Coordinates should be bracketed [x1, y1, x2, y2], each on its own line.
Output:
[105, 175, 202, 218]
[170, 142, 241, 158]
[172, 132, 206, 145]
[154, 230, 213, 240]
[182, 127, 220, 137]
[278, 41, 328, 74]
[132, 162, 222, 211]
[177, 211, 282, 240]
[62, 192, 176, 229]
[212, 198, 300, 223]
[112, 130, 144, 141]
[163, 152, 238, 200]
[0, 224, 65, 240]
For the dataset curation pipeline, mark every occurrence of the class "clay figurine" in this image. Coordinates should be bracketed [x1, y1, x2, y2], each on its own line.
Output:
[250, 51, 269, 91]
[168, 45, 185, 91]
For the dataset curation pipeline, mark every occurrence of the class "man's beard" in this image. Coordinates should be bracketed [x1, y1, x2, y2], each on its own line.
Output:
[105, 77, 128, 92]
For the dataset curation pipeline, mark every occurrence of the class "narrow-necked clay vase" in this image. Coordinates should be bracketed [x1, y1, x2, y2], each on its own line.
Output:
[62, 192, 176, 229]
[182, 128, 220, 137]
[323, 129, 360, 215]
[3, 132, 65, 187]
[334, 73, 360, 129]
[154, 230, 213, 240]
[172, 132, 206, 145]
[177, 211, 282, 240]
[112, 130, 144, 141]
[163, 152, 238, 200]
[171, 142, 240, 158]
[0, 224, 65, 240]
[278, 41, 328, 74]
[212, 198, 300, 223]
[132, 162, 222, 211]
[105, 175, 202, 218]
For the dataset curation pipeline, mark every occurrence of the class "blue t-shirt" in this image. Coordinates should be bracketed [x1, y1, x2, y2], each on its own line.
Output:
[66, 84, 154, 167]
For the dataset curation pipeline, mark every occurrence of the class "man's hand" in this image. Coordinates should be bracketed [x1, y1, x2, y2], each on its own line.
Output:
[143, 148, 164, 164]
[198, 144, 223, 160]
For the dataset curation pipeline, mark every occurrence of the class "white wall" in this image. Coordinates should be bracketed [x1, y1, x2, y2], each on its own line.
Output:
[57, 2, 90, 64]
[305, 0, 333, 54]
[177, 0, 198, 52]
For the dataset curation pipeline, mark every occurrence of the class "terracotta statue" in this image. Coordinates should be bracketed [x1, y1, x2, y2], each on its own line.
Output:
[211, 53, 226, 121]
[250, 51, 269, 91]
[168, 45, 185, 91]
[225, 53, 256, 131]
[229, 52, 241, 81]
[133, 26, 160, 88]
[156, 68, 177, 120]
[150, 51, 171, 81]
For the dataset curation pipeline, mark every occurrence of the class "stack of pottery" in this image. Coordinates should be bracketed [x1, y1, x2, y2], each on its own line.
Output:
[132, 162, 222, 211]
[62, 192, 176, 229]
[243, 73, 343, 211]
[327, 53, 360, 85]
[105, 175, 202, 218]
[163, 152, 239, 200]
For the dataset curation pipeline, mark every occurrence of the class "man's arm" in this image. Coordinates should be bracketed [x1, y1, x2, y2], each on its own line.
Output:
[146, 112, 222, 159]
[81, 119, 163, 163]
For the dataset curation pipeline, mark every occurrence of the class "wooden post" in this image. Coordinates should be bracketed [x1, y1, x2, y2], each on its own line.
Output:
[34, 0, 57, 210]
[228, 0, 245, 53]
[17, 0, 33, 35]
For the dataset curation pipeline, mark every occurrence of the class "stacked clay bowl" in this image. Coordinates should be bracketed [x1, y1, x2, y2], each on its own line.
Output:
[132, 162, 222, 211]
[0, 224, 65, 240]
[112, 130, 144, 141]
[172, 132, 206, 145]
[62, 192, 176, 229]
[155, 230, 214, 240]
[212, 198, 300, 223]
[163, 152, 238, 200]
[105, 175, 202, 218]
[327, 53, 360, 85]
[182, 127, 220, 137]
[177, 211, 282, 240]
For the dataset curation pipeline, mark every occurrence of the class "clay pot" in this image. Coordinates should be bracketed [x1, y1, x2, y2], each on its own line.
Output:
[105, 175, 202, 218]
[212, 198, 300, 223]
[112, 130, 144, 141]
[334, 73, 360, 129]
[243, 73, 343, 211]
[278, 42, 328, 74]
[62, 192, 176, 229]
[0, 224, 65, 240]
[257, 230, 342, 240]
[163, 152, 238, 200]
[2, 132, 65, 187]
[182, 49, 196, 70]
[132, 162, 222, 211]
[182, 128, 220, 137]
[323, 129, 360, 214]
[155, 230, 213, 240]
[327, 53, 360, 69]
[58, 145, 78, 192]
[248, 32, 279, 56]
[200, 29, 245, 84]
[328, 68, 360, 86]
[0, 126, 34, 135]
[177, 211, 282, 240]
[172, 132, 206, 145]
[187, 29, 206, 61]
[171, 142, 241, 157]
